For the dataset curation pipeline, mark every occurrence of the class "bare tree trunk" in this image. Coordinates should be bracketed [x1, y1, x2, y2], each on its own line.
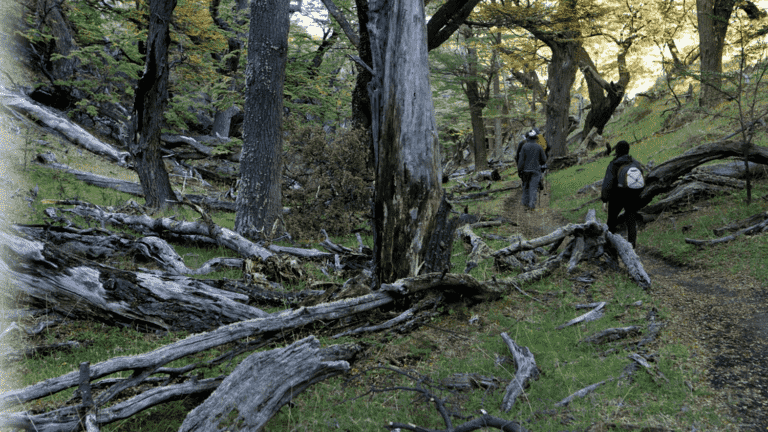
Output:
[129, 0, 177, 209]
[368, 0, 446, 284]
[697, 0, 737, 107]
[235, 0, 289, 240]
[544, 40, 579, 157]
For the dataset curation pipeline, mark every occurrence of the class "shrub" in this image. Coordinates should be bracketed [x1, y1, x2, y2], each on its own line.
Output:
[283, 120, 373, 240]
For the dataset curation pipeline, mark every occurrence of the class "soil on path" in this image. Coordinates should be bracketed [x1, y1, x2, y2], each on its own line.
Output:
[505, 180, 768, 431]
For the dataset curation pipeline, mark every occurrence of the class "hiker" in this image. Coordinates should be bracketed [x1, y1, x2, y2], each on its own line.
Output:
[517, 129, 547, 210]
[601, 140, 645, 248]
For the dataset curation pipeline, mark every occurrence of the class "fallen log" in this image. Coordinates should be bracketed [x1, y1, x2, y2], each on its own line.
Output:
[641, 140, 768, 205]
[712, 211, 768, 236]
[69, 205, 274, 260]
[642, 181, 731, 215]
[556, 302, 606, 330]
[579, 326, 641, 345]
[179, 336, 355, 432]
[605, 231, 651, 289]
[500, 333, 540, 412]
[2, 90, 130, 166]
[685, 216, 768, 246]
[554, 380, 607, 407]
[493, 216, 603, 257]
[37, 161, 239, 213]
[457, 224, 493, 273]
[1, 230, 270, 333]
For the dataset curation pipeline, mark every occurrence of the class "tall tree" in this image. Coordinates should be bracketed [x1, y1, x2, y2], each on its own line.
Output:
[129, 0, 178, 209]
[697, 0, 764, 107]
[234, 0, 290, 240]
[368, 0, 447, 284]
[477, 0, 587, 157]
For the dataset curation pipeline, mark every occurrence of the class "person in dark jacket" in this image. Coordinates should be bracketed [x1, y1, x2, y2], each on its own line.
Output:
[517, 129, 547, 210]
[601, 140, 641, 248]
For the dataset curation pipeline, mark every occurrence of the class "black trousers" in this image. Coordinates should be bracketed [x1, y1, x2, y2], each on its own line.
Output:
[607, 190, 642, 248]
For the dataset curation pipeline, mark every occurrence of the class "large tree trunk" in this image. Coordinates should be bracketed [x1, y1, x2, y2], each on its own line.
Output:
[235, 0, 289, 240]
[578, 43, 631, 137]
[544, 40, 579, 157]
[129, 0, 177, 209]
[368, 0, 446, 284]
[697, 0, 737, 107]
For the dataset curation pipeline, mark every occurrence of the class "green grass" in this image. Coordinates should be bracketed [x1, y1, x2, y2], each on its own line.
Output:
[4, 73, 767, 431]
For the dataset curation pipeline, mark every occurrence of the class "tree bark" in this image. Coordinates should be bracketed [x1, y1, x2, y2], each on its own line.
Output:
[3, 91, 129, 165]
[577, 41, 631, 137]
[368, 0, 445, 284]
[235, 0, 289, 240]
[179, 337, 354, 432]
[129, 0, 177, 210]
[1, 231, 269, 333]
[697, 0, 737, 107]
[544, 40, 580, 158]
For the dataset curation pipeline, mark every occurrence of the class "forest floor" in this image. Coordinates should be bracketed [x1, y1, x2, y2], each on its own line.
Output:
[505, 178, 768, 430]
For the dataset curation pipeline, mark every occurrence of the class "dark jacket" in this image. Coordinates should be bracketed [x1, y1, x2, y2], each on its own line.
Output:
[517, 138, 547, 176]
[601, 154, 636, 202]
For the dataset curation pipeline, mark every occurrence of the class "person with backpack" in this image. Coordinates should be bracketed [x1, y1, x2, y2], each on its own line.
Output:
[517, 129, 547, 210]
[601, 140, 645, 248]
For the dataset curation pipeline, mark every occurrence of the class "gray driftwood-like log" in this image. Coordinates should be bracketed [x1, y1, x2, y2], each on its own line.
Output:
[640, 140, 768, 206]
[713, 211, 768, 236]
[69, 205, 274, 260]
[492, 215, 603, 257]
[500, 333, 539, 412]
[579, 326, 641, 345]
[554, 380, 607, 407]
[179, 336, 355, 432]
[37, 161, 238, 213]
[642, 181, 730, 215]
[457, 224, 493, 273]
[686, 215, 768, 246]
[2, 90, 130, 166]
[1, 230, 269, 333]
[605, 231, 651, 289]
[555, 302, 606, 330]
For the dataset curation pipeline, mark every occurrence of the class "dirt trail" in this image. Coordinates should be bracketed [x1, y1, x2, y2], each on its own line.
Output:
[505, 181, 768, 430]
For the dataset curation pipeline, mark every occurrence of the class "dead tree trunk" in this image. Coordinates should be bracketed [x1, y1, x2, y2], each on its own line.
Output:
[179, 336, 354, 431]
[1, 231, 269, 333]
[641, 140, 768, 206]
[368, 0, 446, 284]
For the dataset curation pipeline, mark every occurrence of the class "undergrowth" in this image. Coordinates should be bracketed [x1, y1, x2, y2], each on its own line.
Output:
[2, 72, 767, 431]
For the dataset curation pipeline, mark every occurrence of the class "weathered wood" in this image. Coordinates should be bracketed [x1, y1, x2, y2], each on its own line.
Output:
[179, 336, 355, 432]
[556, 302, 606, 330]
[1, 230, 269, 333]
[643, 181, 731, 215]
[579, 326, 641, 345]
[2, 90, 130, 165]
[605, 231, 651, 289]
[554, 380, 607, 407]
[0, 291, 390, 409]
[493, 217, 603, 257]
[368, 0, 444, 283]
[685, 216, 768, 246]
[454, 185, 518, 202]
[500, 332, 539, 412]
[567, 236, 586, 273]
[641, 140, 768, 206]
[69, 205, 274, 260]
[457, 224, 493, 273]
[713, 211, 768, 235]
